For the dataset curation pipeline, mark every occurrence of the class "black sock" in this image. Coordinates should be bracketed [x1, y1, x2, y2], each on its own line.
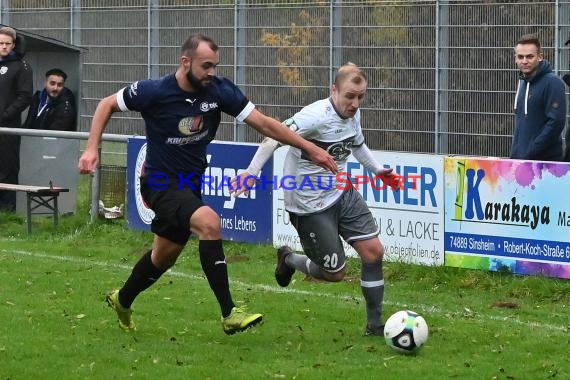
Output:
[119, 250, 166, 308]
[199, 240, 234, 317]
[361, 261, 385, 328]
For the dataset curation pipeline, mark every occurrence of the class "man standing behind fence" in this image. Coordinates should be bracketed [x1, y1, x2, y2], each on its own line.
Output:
[23, 68, 76, 131]
[0, 26, 33, 212]
[511, 34, 566, 161]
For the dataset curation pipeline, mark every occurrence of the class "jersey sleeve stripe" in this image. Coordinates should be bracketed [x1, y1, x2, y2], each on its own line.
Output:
[235, 101, 255, 122]
[116, 88, 129, 112]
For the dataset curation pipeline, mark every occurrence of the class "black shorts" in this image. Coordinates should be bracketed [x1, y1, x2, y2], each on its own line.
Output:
[140, 173, 204, 246]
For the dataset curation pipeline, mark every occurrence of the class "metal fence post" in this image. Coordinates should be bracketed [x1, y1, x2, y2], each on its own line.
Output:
[435, 0, 449, 155]
[330, 0, 343, 86]
[90, 146, 102, 222]
[0, 0, 10, 26]
[148, 0, 160, 79]
[71, 0, 81, 45]
[234, 0, 247, 142]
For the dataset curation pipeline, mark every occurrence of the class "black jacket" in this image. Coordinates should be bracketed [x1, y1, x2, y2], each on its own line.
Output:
[0, 34, 33, 129]
[0, 33, 33, 184]
[23, 87, 77, 131]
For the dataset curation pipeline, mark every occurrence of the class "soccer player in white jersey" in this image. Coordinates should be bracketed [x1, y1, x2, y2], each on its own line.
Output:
[78, 34, 337, 335]
[232, 63, 396, 336]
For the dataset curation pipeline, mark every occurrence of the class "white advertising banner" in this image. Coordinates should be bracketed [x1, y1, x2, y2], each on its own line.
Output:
[272, 148, 444, 265]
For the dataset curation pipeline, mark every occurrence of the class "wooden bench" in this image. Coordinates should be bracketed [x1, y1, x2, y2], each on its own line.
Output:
[0, 183, 70, 234]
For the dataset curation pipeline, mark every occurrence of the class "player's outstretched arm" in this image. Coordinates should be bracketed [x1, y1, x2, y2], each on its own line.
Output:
[352, 143, 402, 189]
[230, 136, 280, 197]
[244, 109, 337, 173]
[78, 94, 120, 174]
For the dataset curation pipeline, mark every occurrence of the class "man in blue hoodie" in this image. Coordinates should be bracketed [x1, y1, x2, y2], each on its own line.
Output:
[511, 34, 566, 161]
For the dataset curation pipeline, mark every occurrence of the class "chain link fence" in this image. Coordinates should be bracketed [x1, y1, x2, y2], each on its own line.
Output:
[2, 0, 570, 159]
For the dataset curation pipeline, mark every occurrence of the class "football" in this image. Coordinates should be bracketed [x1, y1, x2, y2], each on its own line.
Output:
[384, 310, 429, 354]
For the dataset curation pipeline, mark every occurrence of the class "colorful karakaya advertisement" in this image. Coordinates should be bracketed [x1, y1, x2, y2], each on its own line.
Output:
[273, 149, 445, 266]
[444, 157, 570, 279]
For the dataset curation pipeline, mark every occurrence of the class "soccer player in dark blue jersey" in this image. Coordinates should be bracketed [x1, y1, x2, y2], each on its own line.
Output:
[78, 34, 337, 335]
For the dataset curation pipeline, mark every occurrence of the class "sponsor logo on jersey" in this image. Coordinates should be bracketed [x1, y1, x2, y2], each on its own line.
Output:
[200, 101, 218, 112]
[327, 140, 353, 160]
[128, 81, 138, 97]
[178, 115, 204, 136]
[0, 66, 7, 75]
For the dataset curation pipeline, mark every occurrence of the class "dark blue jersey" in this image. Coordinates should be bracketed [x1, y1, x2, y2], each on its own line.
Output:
[118, 74, 253, 176]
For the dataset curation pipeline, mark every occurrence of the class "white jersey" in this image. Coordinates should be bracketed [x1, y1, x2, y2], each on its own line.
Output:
[283, 97, 365, 214]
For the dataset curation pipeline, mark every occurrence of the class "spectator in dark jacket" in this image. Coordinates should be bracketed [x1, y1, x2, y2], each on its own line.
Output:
[23, 68, 76, 131]
[0, 26, 33, 211]
[511, 34, 566, 161]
